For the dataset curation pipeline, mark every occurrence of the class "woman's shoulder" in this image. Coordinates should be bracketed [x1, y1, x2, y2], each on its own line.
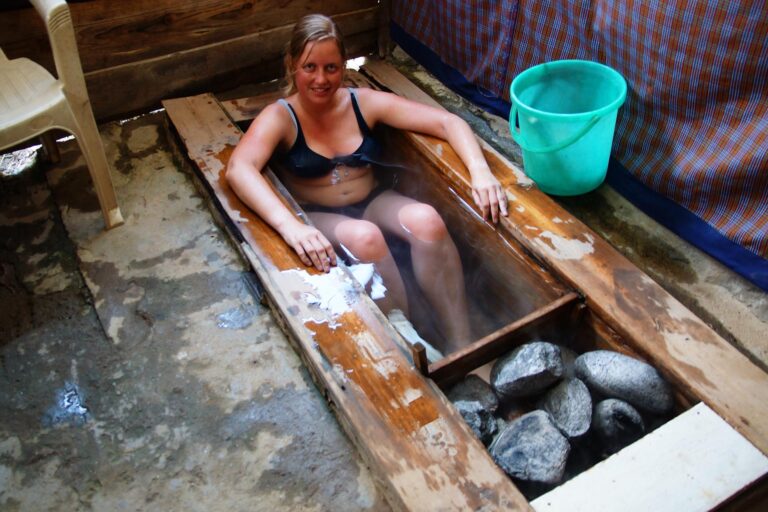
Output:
[251, 98, 296, 129]
[349, 87, 401, 117]
[238, 97, 297, 150]
[350, 86, 387, 102]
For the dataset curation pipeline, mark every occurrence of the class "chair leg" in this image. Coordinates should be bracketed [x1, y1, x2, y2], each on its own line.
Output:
[71, 112, 124, 229]
[40, 132, 61, 164]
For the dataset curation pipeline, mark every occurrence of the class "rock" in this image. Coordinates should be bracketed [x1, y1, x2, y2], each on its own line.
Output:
[446, 374, 499, 414]
[539, 378, 592, 438]
[592, 398, 645, 456]
[453, 400, 498, 445]
[489, 410, 570, 485]
[574, 350, 674, 414]
[491, 342, 564, 399]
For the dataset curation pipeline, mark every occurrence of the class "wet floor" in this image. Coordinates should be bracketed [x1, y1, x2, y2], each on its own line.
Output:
[0, 113, 389, 511]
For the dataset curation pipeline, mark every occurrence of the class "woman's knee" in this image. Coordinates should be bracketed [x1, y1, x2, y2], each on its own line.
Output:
[335, 220, 389, 262]
[398, 203, 448, 242]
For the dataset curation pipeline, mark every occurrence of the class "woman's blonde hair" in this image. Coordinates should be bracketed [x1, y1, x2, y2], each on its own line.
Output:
[282, 14, 347, 95]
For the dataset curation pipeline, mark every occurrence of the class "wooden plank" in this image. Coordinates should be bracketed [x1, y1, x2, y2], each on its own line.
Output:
[71, 0, 378, 71]
[87, 10, 378, 119]
[360, 58, 768, 456]
[162, 93, 532, 511]
[3, 4, 379, 120]
[0, 1, 378, 72]
[0, 7, 52, 70]
[531, 402, 768, 511]
[428, 292, 580, 387]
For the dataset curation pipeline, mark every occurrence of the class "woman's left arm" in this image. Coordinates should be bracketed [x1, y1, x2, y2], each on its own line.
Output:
[358, 88, 508, 223]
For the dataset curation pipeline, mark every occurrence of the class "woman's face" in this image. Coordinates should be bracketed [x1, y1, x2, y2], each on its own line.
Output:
[293, 39, 344, 105]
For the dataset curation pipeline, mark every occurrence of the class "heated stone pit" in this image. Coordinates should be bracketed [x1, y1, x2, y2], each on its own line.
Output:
[446, 341, 675, 499]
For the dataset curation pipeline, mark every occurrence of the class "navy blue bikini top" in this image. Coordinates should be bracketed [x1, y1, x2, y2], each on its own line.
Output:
[277, 88, 381, 178]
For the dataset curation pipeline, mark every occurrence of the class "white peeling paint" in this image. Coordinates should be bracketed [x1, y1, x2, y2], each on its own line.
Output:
[510, 166, 534, 187]
[373, 357, 399, 379]
[533, 231, 595, 261]
[229, 208, 250, 224]
[332, 363, 350, 386]
[516, 205, 525, 213]
[524, 225, 540, 231]
[403, 388, 422, 405]
[302, 316, 341, 330]
[354, 331, 389, 361]
[435, 143, 444, 157]
[418, 417, 460, 458]
[553, 217, 563, 223]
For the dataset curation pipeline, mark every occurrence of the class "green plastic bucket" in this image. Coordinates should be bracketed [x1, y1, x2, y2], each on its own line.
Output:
[509, 60, 627, 195]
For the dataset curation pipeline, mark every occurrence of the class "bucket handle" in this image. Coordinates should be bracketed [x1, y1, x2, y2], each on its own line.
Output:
[510, 105, 602, 154]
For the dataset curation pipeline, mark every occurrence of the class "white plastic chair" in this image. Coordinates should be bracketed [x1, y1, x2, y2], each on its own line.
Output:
[0, 0, 123, 229]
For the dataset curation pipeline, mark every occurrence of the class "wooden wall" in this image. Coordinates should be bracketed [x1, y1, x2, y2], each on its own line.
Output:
[1, 0, 382, 120]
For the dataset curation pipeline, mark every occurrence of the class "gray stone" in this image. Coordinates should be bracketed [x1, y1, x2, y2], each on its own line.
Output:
[539, 378, 592, 438]
[489, 410, 571, 485]
[574, 350, 674, 414]
[592, 398, 646, 456]
[491, 342, 564, 398]
[453, 400, 498, 445]
[446, 374, 499, 414]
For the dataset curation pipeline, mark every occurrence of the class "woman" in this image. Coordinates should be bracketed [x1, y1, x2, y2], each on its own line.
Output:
[226, 14, 507, 353]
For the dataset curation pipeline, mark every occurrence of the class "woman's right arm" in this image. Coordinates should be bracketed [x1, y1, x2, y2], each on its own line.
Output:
[226, 104, 336, 272]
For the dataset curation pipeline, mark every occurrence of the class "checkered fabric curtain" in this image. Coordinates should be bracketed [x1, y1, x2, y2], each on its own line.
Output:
[393, 0, 768, 259]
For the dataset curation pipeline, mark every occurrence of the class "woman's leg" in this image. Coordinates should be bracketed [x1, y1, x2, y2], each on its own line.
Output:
[363, 190, 470, 353]
[308, 211, 409, 315]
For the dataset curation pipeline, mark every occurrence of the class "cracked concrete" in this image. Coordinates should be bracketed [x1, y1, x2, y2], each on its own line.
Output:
[0, 113, 388, 511]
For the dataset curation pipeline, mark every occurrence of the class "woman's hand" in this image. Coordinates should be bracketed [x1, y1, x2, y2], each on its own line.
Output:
[471, 168, 508, 223]
[278, 219, 337, 272]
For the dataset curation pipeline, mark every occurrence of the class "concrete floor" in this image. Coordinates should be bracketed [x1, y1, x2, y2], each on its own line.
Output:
[1, 52, 766, 511]
[0, 114, 388, 511]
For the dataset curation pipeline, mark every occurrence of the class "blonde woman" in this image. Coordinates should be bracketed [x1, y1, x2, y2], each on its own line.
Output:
[226, 14, 507, 352]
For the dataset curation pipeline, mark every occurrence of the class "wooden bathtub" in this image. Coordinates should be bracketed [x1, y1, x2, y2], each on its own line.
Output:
[163, 60, 768, 511]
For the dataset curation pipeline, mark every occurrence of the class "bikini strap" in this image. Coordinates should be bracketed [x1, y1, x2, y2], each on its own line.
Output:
[277, 98, 304, 146]
[348, 88, 373, 136]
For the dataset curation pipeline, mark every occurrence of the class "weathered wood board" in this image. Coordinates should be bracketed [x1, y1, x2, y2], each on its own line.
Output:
[162, 93, 532, 511]
[531, 403, 768, 512]
[164, 61, 768, 509]
[2, 1, 380, 120]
